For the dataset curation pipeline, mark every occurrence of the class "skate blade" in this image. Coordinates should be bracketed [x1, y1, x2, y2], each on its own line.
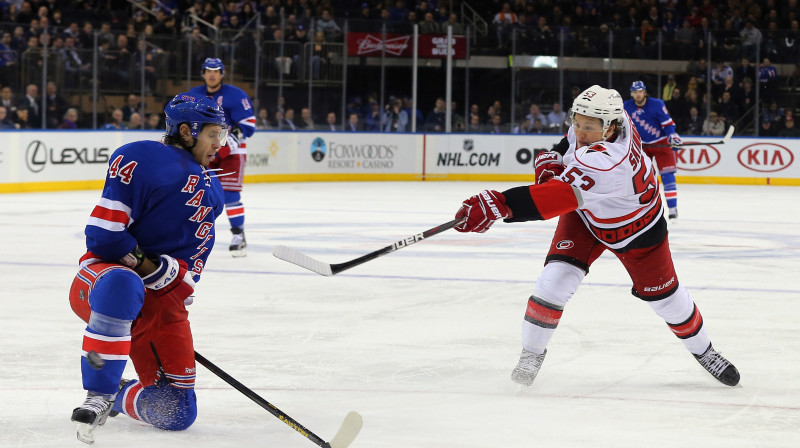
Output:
[230, 248, 247, 258]
[76, 422, 96, 444]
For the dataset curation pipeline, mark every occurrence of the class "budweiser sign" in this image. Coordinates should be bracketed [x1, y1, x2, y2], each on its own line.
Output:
[347, 32, 466, 58]
[355, 34, 411, 56]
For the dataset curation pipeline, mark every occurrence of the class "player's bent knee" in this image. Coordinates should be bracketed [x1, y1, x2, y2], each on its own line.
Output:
[89, 268, 145, 320]
[146, 386, 198, 431]
[534, 261, 585, 307]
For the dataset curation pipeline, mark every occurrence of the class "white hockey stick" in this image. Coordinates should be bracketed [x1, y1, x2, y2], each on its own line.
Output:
[273, 218, 464, 276]
[649, 125, 735, 148]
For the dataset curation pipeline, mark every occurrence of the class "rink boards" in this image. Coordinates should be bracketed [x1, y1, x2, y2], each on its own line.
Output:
[1, 130, 798, 192]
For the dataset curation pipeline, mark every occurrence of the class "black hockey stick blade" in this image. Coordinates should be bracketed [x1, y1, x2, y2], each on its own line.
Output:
[194, 351, 363, 448]
[273, 217, 465, 276]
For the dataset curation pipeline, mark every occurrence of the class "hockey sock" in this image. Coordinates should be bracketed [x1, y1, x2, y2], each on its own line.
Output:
[521, 295, 563, 355]
[114, 381, 198, 431]
[81, 326, 130, 396]
[648, 285, 710, 355]
[661, 171, 677, 209]
[223, 190, 245, 229]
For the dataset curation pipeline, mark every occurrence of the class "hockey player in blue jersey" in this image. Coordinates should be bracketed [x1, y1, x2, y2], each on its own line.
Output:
[624, 81, 683, 220]
[189, 58, 256, 256]
[68, 93, 226, 444]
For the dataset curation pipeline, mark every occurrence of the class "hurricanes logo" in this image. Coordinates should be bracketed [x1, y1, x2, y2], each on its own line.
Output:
[556, 240, 574, 250]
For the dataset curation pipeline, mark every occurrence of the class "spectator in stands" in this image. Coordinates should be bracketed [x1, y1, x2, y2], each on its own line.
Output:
[452, 100, 465, 132]
[666, 88, 688, 121]
[272, 109, 285, 129]
[316, 8, 342, 42]
[525, 103, 547, 128]
[101, 108, 127, 130]
[383, 97, 408, 132]
[364, 100, 381, 132]
[689, 58, 708, 89]
[44, 81, 66, 129]
[674, 20, 698, 60]
[684, 88, 702, 116]
[493, 2, 518, 49]
[59, 108, 79, 129]
[0, 31, 18, 86]
[683, 106, 703, 135]
[783, 20, 800, 64]
[346, 113, 361, 131]
[467, 114, 482, 133]
[445, 13, 465, 35]
[487, 114, 508, 134]
[718, 76, 740, 104]
[717, 91, 739, 124]
[60, 36, 90, 88]
[133, 39, 161, 93]
[662, 75, 677, 101]
[718, 19, 740, 62]
[324, 112, 338, 131]
[121, 94, 140, 123]
[547, 102, 566, 132]
[1, 86, 16, 119]
[760, 120, 777, 136]
[512, 119, 531, 134]
[702, 111, 725, 136]
[740, 19, 762, 62]
[759, 57, 779, 102]
[0, 105, 15, 129]
[762, 101, 784, 128]
[739, 77, 755, 112]
[529, 118, 546, 134]
[309, 31, 328, 79]
[778, 115, 800, 137]
[423, 97, 446, 132]
[256, 107, 271, 130]
[420, 12, 440, 34]
[299, 107, 315, 130]
[388, 0, 409, 22]
[403, 96, 424, 128]
[13, 105, 31, 129]
[282, 108, 299, 130]
[17, 83, 39, 128]
[145, 112, 162, 130]
[128, 112, 142, 129]
[711, 61, 734, 98]
[734, 57, 756, 86]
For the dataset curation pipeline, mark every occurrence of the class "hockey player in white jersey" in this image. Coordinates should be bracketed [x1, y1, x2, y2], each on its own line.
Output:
[453, 85, 739, 387]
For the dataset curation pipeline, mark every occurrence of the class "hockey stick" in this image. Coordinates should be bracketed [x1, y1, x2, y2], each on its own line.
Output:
[647, 125, 735, 149]
[194, 351, 362, 448]
[273, 217, 465, 276]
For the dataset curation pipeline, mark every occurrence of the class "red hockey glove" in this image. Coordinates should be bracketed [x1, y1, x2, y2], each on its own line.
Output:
[454, 190, 510, 233]
[142, 255, 195, 301]
[534, 151, 565, 184]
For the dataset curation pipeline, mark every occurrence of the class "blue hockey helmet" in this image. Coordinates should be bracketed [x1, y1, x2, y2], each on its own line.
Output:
[201, 57, 225, 75]
[165, 92, 227, 144]
[630, 80, 646, 92]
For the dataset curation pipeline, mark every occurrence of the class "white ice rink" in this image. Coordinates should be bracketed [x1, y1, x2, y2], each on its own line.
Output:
[1, 181, 799, 447]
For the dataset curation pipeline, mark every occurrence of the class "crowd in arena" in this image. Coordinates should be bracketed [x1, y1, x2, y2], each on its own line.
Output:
[0, 0, 797, 134]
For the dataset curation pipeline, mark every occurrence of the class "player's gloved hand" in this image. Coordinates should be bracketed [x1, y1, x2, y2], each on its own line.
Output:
[142, 254, 195, 299]
[454, 190, 510, 233]
[668, 133, 682, 148]
[534, 151, 565, 184]
[225, 132, 240, 153]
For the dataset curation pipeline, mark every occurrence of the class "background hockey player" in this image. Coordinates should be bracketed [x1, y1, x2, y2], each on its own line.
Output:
[190, 57, 256, 256]
[68, 93, 226, 444]
[453, 85, 739, 388]
[624, 80, 682, 220]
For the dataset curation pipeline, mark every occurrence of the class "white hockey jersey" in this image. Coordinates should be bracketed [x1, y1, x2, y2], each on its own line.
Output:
[561, 112, 664, 250]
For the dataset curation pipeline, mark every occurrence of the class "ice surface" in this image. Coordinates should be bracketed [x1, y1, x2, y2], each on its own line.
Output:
[1, 182, 798, 447]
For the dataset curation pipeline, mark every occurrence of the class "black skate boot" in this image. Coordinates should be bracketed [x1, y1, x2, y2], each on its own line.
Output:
[71, 392, 115, 444]
[694, 344, 740, 386]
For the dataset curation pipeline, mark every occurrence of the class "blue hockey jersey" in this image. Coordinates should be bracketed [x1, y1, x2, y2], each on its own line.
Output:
[188, 84, 256, 139]
[83, 140, 225, 281]
[623, 97, 676, 144]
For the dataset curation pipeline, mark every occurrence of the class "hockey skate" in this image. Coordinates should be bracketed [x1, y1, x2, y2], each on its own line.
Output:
[694, 344, 740, 386]
[668, 207, 678, 221]
[229, 228, 247, 257]
[511, 349, 547, 386]
[71, 392, 115, 444]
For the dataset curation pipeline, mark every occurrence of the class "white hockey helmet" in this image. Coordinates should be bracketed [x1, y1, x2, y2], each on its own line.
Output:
[570, 85, 624, 137]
